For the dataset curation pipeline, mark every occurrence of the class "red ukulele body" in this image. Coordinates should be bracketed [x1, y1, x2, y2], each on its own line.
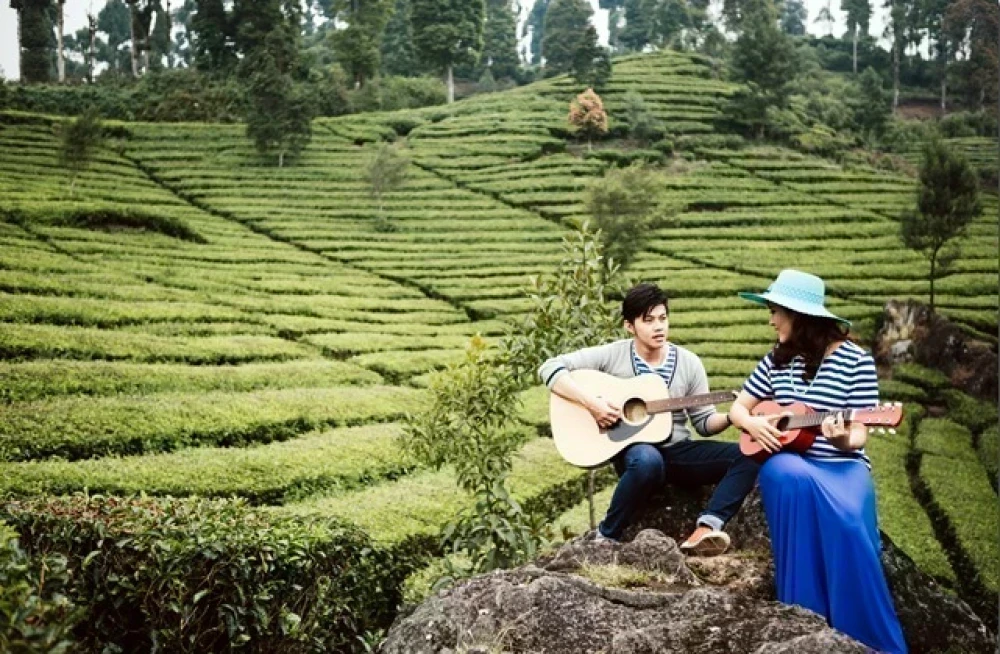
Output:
[738, 401, 903, 464]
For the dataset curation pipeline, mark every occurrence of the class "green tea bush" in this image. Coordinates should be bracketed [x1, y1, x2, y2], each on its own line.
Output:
[0, 523, 80, 653]
[942, 389, 999, 434]
[2, 495, 401, 653]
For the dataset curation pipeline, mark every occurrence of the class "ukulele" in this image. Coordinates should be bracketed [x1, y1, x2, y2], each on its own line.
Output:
[550, 369, 738, 468]
[739, 401, 904, 463]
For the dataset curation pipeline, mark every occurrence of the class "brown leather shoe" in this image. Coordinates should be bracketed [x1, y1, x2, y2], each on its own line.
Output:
[679, 526, 731, 557]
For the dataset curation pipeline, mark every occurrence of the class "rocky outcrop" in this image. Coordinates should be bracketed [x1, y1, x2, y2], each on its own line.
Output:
[876, 299, 998, 401]
[382, 486, 996, 653]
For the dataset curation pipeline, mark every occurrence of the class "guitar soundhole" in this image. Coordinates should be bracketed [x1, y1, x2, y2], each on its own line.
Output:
[775, 416, 791, 432]
[622, 398, 649, 425]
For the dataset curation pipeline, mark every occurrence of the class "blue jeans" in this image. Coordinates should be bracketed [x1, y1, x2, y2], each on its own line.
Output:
[599, 440, 760, 540]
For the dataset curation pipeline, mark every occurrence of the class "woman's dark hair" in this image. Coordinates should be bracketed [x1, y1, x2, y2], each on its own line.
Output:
[771, 310, 854, 380]
[622, 283, 669, 324]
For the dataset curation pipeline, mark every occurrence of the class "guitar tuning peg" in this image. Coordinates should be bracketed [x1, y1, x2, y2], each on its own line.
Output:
[877, 428, 886, 434]
[888, 428, 897, 435]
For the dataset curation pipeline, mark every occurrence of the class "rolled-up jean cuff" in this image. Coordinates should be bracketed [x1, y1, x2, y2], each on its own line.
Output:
[696, 513, 724, 531]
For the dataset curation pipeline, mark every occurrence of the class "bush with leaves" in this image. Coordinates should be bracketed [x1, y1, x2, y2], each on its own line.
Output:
[900, 139, 981, 312]
[403, 225, 626, 584]
[366, 142, 410, 231]
[585, 164, 676, 271]
[57, 109, 104, 195]
[568, 88, 609, 151]
[621, 91, 664, 145]
[0, 523, 79, 654]
[2, 495, 400, 653]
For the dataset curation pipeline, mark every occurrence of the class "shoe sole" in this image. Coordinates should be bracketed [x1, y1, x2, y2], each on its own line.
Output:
[680, 533, 730, 557]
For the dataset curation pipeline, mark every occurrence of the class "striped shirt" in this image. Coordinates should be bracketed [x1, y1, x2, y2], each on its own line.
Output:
[743, 341, 878, 467]
[632, 343, 678, 388]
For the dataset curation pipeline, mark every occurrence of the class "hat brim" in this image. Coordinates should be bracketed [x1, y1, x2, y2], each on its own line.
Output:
[738, 291, 851, 327]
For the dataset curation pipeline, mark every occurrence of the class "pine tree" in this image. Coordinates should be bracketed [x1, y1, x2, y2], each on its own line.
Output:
[380, 0, 417, 76]
[726, 0, 798, 138]
[12, 0, 54, 83]
[411, 0, 486, 103]
[901, 140, 981, 312]
[780, 0, 807, 36]
[190, 0, 235, 72]
[329, 0, 392, 87]
[481, 0, 519, 80]
[841, 0, 871, 73]
[542, 0, 595, 77]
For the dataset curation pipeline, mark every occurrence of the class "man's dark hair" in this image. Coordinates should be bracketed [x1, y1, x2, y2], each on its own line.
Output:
[621, 283, 669, 324]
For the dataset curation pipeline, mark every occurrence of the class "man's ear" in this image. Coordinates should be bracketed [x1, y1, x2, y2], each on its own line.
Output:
[623, 320, 634, 335]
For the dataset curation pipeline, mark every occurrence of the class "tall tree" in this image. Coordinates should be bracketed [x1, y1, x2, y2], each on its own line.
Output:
[883, 0, 905, 110]
[620, 0, 654, 51]
[241, 3, 314, 167]
[98, 0, 133, 74]
[945, 0, 1000, 109]
[329, 0, 391, 88]
[481, 0, 519, 80]
[852, 66, 891, 140]
[380, 0, 417, 76]
[814, 0, 835, 36]
[411, 0, 486, 103]
[59, 110, 103, 195]
[900, 139, 981, 313]
[924, 0, 951, 110]
[727, 0, 798, 138]
[190, 0, 235, 72]
[12, 0, 54, 83]
[125, 0, 159, 76]
[524, 0, 549, 65]
[56, 0, 64, 81]
[841, 0, 871, 72]
[542, 0, 594, 77]
[780, 0, 807, 35]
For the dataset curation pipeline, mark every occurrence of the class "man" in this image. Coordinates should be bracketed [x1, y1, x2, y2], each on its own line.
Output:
[539, 282, 759, 555]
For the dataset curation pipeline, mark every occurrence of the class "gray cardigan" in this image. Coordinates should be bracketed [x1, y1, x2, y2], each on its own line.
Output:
[538, 338, 717, 445]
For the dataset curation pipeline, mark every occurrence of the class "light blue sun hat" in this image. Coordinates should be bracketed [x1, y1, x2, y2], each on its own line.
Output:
[739, 269, 850, 327]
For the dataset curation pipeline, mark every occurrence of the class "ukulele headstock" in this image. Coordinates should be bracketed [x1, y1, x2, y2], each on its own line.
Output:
[855, 402, 904, 429]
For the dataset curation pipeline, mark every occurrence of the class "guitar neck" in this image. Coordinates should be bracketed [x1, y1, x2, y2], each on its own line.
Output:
[786, 409, 852, 429]
[646, 391, 737, 415]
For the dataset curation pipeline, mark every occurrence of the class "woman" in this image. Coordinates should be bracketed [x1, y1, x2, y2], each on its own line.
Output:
[728, 269, 907, 654]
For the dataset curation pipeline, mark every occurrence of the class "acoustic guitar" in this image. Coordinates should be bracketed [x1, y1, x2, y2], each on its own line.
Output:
[739, 401, 904, 463]
[550, 369, 737, 468]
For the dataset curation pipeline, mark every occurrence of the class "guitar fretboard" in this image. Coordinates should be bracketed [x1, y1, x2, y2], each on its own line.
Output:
[646, 391, 738, 415]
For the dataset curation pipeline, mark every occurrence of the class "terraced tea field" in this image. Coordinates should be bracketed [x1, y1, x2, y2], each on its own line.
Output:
[1, 49, 997, 644]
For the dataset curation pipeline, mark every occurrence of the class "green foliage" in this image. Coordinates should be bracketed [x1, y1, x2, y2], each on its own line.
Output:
[500, 224, 625, 386]
[411, 0, 486, 100]
[780, 0, 807, 35]
[402, 337, 540, 576]
[2, 204, 204, 242]
[1, 495, 401, 652]
[852, 66, 891, 141]
[366, 142, 410, 225]
[726, 0, 799, 138]
[543, 0, 601, 82]
[481, 0, 520, 80]
[329, 0, 393, 87]
[621, 91, 665, 144]
[57, 109, 103, 193]
[586, 164, 676, 270]
[12, 0, 54, 83]
[942, 389, 999, 434]
[381, 0, 418, 76]
[900, 139, 981, 311]
[243, 41, 314, 167]
[0, 523, 80, 654]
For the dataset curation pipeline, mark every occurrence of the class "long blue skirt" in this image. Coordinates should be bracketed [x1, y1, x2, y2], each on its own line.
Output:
[759, 453, 908, 654]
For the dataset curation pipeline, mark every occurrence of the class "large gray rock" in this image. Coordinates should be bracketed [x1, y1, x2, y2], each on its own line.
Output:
[381, 530, 866, 654]
[382, 485, 996, 653]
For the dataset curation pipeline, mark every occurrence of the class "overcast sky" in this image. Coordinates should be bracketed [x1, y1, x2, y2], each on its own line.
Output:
[0, 0, 891, 81]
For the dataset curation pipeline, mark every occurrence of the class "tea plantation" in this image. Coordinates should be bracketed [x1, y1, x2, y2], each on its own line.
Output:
[1, 50, 997, 648]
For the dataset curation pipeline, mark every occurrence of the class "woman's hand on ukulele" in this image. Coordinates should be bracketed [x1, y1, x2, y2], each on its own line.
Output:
[821, 413, 851, 448]
[587, 396, 622, 429]
[744, 414, 787, 453]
